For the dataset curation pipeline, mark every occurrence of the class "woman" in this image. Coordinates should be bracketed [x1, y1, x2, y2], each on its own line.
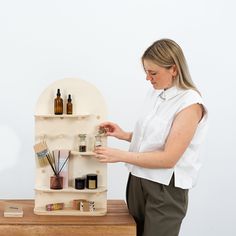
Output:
[94, 38, 208, 236]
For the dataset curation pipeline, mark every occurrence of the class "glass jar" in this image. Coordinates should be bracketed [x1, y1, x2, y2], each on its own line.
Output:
[78, 134, 87, 152]
[94, 134, 102, 148]
[50, 175, 63, 189]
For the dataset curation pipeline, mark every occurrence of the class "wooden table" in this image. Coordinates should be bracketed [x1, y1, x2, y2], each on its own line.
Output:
[0, 200, 136, 236]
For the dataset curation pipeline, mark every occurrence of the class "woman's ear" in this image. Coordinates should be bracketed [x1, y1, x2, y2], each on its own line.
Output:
[170, 65, 178, 77]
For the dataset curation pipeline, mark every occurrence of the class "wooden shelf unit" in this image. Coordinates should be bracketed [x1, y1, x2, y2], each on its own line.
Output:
[34, 78, 108, 216]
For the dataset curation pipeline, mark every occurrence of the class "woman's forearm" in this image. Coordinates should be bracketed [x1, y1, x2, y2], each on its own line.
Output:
[121, 150, 176, 169]
[122, 132, 133, 142]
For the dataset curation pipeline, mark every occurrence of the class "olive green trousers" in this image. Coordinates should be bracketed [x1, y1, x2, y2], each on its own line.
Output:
[126, 173, 188, 236]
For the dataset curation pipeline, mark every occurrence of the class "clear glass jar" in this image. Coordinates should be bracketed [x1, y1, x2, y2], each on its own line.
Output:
[78, 134, 87, 152]
[94, 134, 102, 148]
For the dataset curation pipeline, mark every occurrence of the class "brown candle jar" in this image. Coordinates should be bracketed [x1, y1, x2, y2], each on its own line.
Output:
[50, 175, 63, 189]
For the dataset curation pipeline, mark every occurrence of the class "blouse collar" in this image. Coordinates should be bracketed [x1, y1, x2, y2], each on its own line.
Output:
[159, 86, 182, 100]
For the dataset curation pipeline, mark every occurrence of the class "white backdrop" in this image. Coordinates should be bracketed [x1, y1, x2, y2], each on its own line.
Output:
[0, 0, 235, 235]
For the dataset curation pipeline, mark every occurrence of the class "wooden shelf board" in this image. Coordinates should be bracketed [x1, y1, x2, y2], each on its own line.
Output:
[34, 114, 91, 119]
[71, 151, 96, 156]
[35, 186, 107, 193]
[34, 207, 107, 216]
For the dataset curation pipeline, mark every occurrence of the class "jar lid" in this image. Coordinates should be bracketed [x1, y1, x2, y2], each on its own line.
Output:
[75, 176, 86, 180]
[87, 174, 97, 178]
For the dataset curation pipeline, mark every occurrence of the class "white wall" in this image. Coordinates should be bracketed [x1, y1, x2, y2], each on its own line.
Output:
[0, 0, 235, 235]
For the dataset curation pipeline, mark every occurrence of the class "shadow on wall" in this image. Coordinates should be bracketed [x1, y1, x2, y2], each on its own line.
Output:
[0, 124, 21, 172]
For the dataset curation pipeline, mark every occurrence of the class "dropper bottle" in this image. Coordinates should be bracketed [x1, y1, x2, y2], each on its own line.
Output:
[66, 94, 73, 115]
[54, 89, 63, 115]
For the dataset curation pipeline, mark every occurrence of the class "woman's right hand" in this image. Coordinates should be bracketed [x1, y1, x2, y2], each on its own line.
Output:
[99, 121, 132, 141]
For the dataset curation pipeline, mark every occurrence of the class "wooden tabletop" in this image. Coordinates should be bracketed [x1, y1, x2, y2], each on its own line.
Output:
[0, 199, 136, 236]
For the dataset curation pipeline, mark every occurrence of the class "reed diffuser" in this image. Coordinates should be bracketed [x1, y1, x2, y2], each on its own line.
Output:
[49, 150, 71, 189]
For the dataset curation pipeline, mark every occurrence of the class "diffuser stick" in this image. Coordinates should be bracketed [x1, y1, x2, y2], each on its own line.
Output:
[46, 154, 58, 176]
[58, 150, 60, 174]
[52, 151, 57, 174]
[58, 151, 71, 175]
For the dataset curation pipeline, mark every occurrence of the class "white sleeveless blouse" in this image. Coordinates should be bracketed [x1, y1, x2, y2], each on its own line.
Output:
[126, 86, 208, 189]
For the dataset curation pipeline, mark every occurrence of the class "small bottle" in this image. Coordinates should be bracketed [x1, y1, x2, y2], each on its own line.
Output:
[66, 94, 73, 115]
[54, 89, 63, 115]
[79, 134, 87, 152]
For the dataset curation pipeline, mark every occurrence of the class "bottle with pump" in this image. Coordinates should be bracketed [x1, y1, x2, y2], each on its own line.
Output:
[54, 89, 63, 115]
[66, 94, 73, 115]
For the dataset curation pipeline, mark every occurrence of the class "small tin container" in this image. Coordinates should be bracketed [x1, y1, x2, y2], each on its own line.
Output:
[46, 202, 64, 211]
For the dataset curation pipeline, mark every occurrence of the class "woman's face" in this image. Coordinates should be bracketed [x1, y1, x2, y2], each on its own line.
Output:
[143, 59, 177, 90]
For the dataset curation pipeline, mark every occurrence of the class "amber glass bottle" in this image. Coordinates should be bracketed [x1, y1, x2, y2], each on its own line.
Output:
[66, 94, 73, 115]
[54, 89, 63, 115]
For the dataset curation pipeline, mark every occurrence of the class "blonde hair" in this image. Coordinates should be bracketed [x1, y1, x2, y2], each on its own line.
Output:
[142, 38, 199, 93]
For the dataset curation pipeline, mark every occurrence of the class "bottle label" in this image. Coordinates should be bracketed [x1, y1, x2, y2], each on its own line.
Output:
[88, 180, 96, 189]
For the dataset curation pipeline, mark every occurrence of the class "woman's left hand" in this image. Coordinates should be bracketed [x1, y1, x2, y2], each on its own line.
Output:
[94, 146, 125, 163]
